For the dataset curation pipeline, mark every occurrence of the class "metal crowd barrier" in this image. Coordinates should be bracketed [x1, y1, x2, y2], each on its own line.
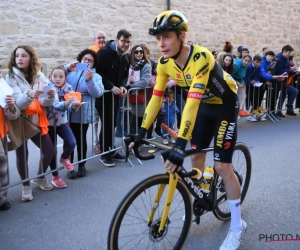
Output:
[1, 77, 300, 191]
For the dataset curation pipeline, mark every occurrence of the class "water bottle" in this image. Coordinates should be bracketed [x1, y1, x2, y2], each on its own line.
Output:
[191, 168, 207, 188]
[202, 166, 214, 193]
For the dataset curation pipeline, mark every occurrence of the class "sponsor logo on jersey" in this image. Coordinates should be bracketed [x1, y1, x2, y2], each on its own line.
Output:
[142, 113, 147, 126]
[193, 52, 201, 62]
[187, 92, 202, 100]
[196, 63, 209, 76]
[191, 144, 197, 149]
[197, 75, 203, 79]
[176, 73, 181, 78]
[224, 142, 231, 149]
[194, 84, 206, 90]
[186, 74, 191, 79]
[182, 121, 192, 137]
[201, 88, 214, 99]
[212, 76, 225, 94]
[216, 120, 228, 148]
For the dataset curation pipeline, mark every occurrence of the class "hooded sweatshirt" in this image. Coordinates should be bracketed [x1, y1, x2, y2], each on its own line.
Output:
[232, 58, 248, 84]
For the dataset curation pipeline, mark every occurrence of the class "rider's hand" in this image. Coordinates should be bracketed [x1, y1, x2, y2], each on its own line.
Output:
[162, 146, 185, 174]
[128, 134, 143, 150]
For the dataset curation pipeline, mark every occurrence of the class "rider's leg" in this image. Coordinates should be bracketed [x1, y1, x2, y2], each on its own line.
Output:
[214, 161, 242, 232]
[190, 152, 206, 173]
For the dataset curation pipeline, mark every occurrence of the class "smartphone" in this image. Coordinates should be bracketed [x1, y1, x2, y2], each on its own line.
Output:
[76, 63, 90, 70]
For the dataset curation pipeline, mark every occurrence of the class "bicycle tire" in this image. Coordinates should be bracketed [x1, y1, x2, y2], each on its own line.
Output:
[108, 174, 192, 250]
[213, 142, 252, 221]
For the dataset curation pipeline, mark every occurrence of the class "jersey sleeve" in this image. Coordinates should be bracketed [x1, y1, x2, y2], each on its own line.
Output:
[176, 50, 215, 148]
[141, 60, 168, 130]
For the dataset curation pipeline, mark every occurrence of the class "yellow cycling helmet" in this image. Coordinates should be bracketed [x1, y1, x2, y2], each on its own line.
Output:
[149, 10, 188, 36]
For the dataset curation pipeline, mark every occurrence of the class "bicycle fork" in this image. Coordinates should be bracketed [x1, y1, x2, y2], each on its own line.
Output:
[147, 172, 178, 234]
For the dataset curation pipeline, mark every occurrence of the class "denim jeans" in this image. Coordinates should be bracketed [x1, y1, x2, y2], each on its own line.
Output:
[277, 85, 299, 110]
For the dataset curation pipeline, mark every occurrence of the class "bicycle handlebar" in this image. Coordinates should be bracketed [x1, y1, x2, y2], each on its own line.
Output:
[123, 135, 213, 178]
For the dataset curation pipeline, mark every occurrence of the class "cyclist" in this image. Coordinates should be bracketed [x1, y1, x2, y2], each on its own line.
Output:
[129, 10, 246, 250]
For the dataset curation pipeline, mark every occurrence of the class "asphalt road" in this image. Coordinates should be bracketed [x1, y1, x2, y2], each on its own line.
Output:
[1, 113, 300, 250]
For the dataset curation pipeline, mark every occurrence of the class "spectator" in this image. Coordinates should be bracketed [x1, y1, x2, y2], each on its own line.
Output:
[126, 45, 151, 134]
[223, 41, 233, 53]
[0, 83, 20, 210]
[89, 31, 106, 154]
[89, 31, 106, 53]
[212, 50, 218, 59]
[217, 53, 234, 74]
[95, 29, 131, 167]
[66, 49, 104, 178]
[244, 55, 265, 122]
[275, 45, 299, 117]
[232, 55, 252, 117]
[239, 47, 249, 59]
[262, 47, 268, 56]
[46, 66, 80, 187]
[162, 89, 179, 145]
[6, 45, 57, 201]
[141, 44, 157, 139]
[236, 45, 244, 58]
[187, 41, 193, 45]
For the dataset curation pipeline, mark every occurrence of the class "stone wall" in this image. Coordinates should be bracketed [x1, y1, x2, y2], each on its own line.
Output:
[1, 0, 299, 75]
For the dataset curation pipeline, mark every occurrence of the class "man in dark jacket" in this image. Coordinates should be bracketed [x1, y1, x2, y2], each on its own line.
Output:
[275, 45, 299, 117]
[95, 29, 131, 167]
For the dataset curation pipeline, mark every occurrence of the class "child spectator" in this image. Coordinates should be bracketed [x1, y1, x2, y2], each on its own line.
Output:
[162, 89, 179, 145]
[232, 55, 252, 117]
[46, 66, 81, 188]
[6, 45, 57, 201]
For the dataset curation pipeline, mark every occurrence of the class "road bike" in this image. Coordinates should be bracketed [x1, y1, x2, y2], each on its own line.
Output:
[107, 136, 252, 249]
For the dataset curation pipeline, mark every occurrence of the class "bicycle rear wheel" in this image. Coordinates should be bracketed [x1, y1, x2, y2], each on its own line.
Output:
[213, 142, 252, 221]
[108, 174, 192, 250]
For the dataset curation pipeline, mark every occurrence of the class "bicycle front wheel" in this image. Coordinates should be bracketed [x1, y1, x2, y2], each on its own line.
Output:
[108, 174, 192, 250]
[213, 142, 252, 221]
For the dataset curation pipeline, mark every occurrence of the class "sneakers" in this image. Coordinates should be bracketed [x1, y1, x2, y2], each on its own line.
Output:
[31, 177, 53, 191]
[252, 109, 260, 115]
[112, 152, 125, 161]
[247, 115, 257, 122]
[60, 158, 74, 171]
[169, 137, 176, 144]
[257, 106, 267, 112]
[163, 138, 169, 145]
[238, 110, 251, 117]
[0, 202, 11, 211]
[51, 175, 67, 188]
[67, 170, 77, 179]
[219, 220, 247, 250]
[276, 111, 285, 118]
[22, 185, 33, 201]
[100, 156, 115, 167]
[258, 116, 267, 121]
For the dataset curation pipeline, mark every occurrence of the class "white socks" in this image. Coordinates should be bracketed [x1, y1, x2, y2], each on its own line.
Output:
[227, 198, 242, 232]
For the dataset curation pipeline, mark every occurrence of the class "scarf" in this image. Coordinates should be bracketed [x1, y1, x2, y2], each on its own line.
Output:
[130, 59, 146, 71]
[0, 107, 8, 139]
[25, 99, 49, 136]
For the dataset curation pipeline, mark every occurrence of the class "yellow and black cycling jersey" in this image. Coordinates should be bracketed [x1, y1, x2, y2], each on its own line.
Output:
[142, 45, 238, 142]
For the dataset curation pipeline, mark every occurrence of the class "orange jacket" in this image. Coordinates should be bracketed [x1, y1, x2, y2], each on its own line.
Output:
[0, 108, 8, 139]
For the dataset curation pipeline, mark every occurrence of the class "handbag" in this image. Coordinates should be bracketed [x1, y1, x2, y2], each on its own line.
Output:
[128, 90, 145, 104]
[6, 115, 40, 151]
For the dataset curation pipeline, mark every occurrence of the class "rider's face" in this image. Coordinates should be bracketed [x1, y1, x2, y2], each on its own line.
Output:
[155, 31, 182, 58]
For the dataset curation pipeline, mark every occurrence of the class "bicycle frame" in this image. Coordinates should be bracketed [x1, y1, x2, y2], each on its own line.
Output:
[147, 147, 221, 234]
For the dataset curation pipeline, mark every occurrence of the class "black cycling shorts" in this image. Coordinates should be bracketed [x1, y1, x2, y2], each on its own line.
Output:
[190, 95, 239, 163]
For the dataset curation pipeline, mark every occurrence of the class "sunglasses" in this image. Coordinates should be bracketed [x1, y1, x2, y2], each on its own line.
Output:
[134, 50, 143, 55]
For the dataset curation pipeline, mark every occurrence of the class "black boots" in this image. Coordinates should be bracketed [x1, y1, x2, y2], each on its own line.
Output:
[77, 165, 86, 177]
[286, 104, 297, 116]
